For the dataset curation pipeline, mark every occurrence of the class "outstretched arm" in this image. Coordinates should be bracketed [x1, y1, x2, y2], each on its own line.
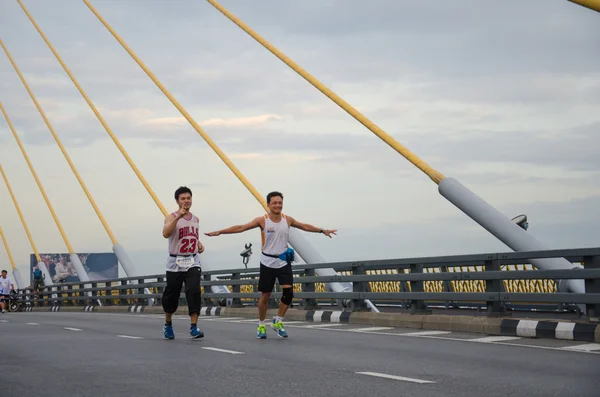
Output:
[287, 216, 337, 238]
[205, 217, 262, 237]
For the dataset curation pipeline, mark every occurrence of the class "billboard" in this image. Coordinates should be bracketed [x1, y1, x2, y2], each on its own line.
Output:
[30, 252, 119, 285]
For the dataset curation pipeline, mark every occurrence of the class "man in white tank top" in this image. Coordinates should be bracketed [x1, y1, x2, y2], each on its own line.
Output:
[161, 186, 205, 340]
[205, 191, 336, 339]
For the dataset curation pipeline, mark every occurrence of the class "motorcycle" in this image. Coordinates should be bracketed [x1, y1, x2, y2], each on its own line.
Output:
[3, 290, 23, 313]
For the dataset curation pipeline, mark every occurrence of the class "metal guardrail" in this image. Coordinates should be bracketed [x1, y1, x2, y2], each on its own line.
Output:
[17, 247, 600, 318]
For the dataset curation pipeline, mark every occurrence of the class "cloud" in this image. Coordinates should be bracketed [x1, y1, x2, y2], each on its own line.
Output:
[200, 114, 282, 127]
[139, 113, 282, 128]
[430, 121, 600, 172]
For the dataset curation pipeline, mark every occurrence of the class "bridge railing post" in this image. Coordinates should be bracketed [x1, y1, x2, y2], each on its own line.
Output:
[440, 265, 457, 309]
[77, 282, 85, 306]
[584, 254, 600, 321]
[409, 263, 432, 314]
[120, 280, 128, 306]
[301, 267, 320, 310]
[90, 282, 97, 306]
[104, 281, 112, 305]
[230, 272, 243, 308]
[396, 267, 409, 309]
[485, 256, 506, 316]
[137, 278, 146, 306]
[202, 273, 213, 307]
[351, 263, 369, 312]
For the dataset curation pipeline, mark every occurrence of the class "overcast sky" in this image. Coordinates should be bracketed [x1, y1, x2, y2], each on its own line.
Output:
[1, 0, 599, 283]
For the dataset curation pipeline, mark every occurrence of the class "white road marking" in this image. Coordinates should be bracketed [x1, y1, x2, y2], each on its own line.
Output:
[0, 320, 9, 323]
[117, 335, 144, 339]
[350, 327, 395, 333]
[302, 323, 343, 328]
[64, 327, 82, 331]
[26, 322, 40, 326]
[200, 317, 244, 321]
[303, 326, 600, 355]
[471, 336, 522, 343]
[560, 343, 600, 352]
[356, 371, 435, 384]
[201, 347, 245, 355]
[402, 330, 452, 336]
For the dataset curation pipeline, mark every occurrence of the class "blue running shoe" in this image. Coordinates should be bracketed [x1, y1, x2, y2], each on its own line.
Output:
[271, 319, 288, 338]
[163, 324, 174, 340]
[190, 326, 204, 339]
[257, 324, 267, 339]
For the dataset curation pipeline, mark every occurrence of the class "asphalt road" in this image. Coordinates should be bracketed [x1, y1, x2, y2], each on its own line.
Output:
[1, 312, 598, 397]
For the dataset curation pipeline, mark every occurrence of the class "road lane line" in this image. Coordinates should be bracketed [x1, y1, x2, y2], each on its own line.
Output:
[64, 327, 82, 331]
[302, 323, 343, 328]
[560, 343, 600, 352]
[26, 322, 40, 326]
[201, 347, 245, 355]
[350, 327, 395, 332]
[117, 335, 144, 339]
[402, 330, 451, 336]
[471, 336, 522, 343]
[356, 371, 435, 384]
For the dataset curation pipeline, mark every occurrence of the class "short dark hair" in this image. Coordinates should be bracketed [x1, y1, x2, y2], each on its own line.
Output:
[266, 191, 283, 204]
[174, 186, 192, 200]
[1, 270, 6, 273]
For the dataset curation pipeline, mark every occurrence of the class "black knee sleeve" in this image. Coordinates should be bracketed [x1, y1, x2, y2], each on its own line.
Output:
[281, 287, 293, 305]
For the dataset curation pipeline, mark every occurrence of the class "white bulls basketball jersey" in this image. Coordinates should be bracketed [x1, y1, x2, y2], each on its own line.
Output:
[260, 214, 290, 269]
[166, 212, 201, 272]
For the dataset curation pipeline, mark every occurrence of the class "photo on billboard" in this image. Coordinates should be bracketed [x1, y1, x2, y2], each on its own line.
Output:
[30, 252, 119, 285]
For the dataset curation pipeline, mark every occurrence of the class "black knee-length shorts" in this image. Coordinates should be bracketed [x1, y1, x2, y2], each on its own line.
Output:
[258, 263, 293, 292]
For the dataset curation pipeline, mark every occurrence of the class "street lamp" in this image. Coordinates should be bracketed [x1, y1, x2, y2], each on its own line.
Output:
[240, 243, 252, 268]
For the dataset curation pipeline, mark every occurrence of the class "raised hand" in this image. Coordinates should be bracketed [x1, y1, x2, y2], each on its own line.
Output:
[322, 229, 337, 238]
[176, 208, 188, 219]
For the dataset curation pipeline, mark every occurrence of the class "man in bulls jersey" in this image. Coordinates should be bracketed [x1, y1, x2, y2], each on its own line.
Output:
[162, 186, 205, 340]
[205, 191, 336, 339]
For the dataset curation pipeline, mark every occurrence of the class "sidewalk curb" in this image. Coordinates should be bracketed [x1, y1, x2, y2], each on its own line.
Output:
[25, 305, 600, 343]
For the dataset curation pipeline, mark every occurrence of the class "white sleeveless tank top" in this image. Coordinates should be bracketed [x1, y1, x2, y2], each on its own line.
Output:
[166, 212, 201, 272]
[260, 214, 290, 269]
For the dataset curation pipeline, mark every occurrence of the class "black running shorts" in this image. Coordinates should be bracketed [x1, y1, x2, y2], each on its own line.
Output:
[258, 263, 293, 292]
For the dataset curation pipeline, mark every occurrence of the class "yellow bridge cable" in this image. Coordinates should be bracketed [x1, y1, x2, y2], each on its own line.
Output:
[0, 101, 74, 254]
[0, 38, 118, 245]
[17, 0, 168, 218]
[0, 164, 42, 263]
[0, 222, 17, 271]
[83, 0, 271, 212]
[205, 0, 445, 185]
[568, 0, 600, 13]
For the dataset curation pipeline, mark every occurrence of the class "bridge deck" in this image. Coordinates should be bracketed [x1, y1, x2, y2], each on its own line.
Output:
[1, 312, 598, 396]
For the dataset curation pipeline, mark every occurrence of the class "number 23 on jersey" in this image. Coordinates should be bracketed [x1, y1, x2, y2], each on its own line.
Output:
[180, 238, 197, 254]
